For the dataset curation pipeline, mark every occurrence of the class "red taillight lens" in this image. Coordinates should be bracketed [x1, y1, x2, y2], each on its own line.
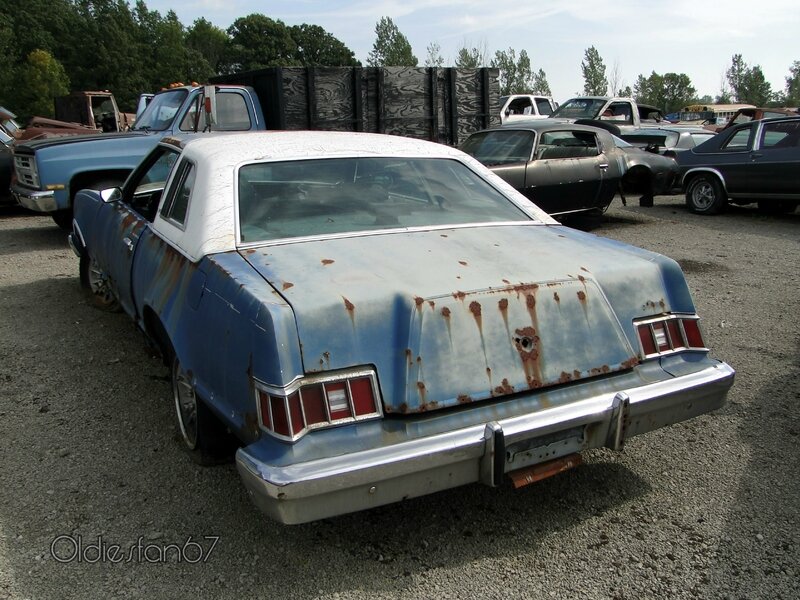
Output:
[636, 315, 706, 359]
[682, 319, 705, 348]
[256, 369, 381, 442]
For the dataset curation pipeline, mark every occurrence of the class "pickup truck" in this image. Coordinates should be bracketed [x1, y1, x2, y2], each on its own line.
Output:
[13, 67, 499, 228]
[499, 94, 556, 124]
[549, 96, 666, 134]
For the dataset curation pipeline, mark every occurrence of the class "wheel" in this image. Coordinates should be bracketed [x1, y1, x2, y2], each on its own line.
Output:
[171, 355, 236, 465]
[79, 253, 121, 312]
[685, 174, 727, 214]
[52, 208, 73, 230]
[757, 200, 798, 214]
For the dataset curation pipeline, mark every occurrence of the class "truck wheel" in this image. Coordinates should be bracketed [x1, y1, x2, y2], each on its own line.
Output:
[171, 355, 236, 465]
[79, 253, 121, 312]
[52, 209, 73, 230]
[685, 174, 726, 215]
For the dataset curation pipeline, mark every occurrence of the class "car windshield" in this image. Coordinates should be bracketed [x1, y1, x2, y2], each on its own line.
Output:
[238, 157, 532, 243]
[0, 128, 12, 145]
[132, 89, 188, 131]
[551, 98, 607, 119]
[460, 130, 535, 165]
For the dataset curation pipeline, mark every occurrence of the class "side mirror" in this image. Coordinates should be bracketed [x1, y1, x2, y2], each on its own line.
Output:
[101, 187, 122, 203]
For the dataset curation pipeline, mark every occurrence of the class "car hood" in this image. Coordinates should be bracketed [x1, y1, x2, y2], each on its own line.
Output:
[241, 224, 693, 413]
[13, 130, 152, 152]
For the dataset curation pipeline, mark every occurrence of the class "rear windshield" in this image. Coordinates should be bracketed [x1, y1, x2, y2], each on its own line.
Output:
[238, 157, 531, 243]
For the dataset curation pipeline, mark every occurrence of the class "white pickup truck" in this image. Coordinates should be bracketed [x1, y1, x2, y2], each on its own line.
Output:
[499, 94, 557, 124]
[549, 96, 666, 134]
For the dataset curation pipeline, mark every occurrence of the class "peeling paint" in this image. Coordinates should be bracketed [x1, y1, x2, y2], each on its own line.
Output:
[282, 282, 294, 291]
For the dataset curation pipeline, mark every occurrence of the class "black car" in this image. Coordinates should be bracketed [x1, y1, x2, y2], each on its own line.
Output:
[676, 116, 800, 215]
[459, 122, 625, 216]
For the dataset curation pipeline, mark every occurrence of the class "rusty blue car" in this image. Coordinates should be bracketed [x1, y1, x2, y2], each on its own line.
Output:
[69, 131, 734, 524]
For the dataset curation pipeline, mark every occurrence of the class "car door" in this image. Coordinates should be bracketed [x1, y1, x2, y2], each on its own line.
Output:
[526, 129, 606, 214]
[746, 119, 800, 198]
[711, 124, 756, 195]
[92, 146, 179, 317]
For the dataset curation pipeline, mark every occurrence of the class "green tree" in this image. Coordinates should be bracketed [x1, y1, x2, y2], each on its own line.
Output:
[424, 42, 444, 67]
[16, 49, 70, 120]
[726, 54, 773, 105]
[531, 69, 551, 96]
[455, 47, 481, 68]
[784, 60, 800, 105]
[366, 17, 417, 67]
[226, 14, 297, 71]
[288, 24, 359, 67]
[185, 17, 229, 79]
[633, 71, 696, 113]
[491, 48, 534, 95]
[581, 46, 608, 95]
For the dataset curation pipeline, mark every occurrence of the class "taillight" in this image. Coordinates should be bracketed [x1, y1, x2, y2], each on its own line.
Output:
[255, 369, 382, 442]
[635, 314, 707, 359]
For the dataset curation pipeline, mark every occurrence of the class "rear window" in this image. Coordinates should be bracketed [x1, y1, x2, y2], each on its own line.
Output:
[460, 130, 535, 165]
[237, 157, 531, 243]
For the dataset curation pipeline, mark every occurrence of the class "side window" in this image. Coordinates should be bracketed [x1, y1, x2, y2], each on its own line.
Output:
[721, 127, 753, 151]
[160, 160, 196, 227]
[179, 97, 201, 131]
[535, 98, 553, 116]
[537, 130, 599, 159]
[760, 120, 800, 149]
[215, 93, 252, 130]
[126, 148, 180, 222]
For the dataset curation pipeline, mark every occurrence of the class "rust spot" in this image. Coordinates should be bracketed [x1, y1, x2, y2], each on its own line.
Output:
[243, 412, 260, 439]
[428, 300, 435, 309]
[577, 290, 586, 302]
[513, 327, 541, 389]
[459, 260, 468, 266]
[441, 306, 451, 318]
[502, 279, 511, 285]
[282, 282, 294, 290]
[343, 297, 355, 312]
[321, 259, 335, 265]
[659, 299, 666, 309]
[498, 298, 509, 313]
[414, 296, 425, 308]
[416, 356, 422, 364]
[405, 349, 413, 366]
[559, 371, 572, 383]
[573, 369, 581, 379]
[580, 267, 589, 272]
[578, 275, 586, 283]
[440, 234, 448, 238]
[245, 248, 256, 255]
[601, 365, 610, 373]
[553, 292, 560, 303]
[452, 291, 466, 301]
[417, 381, 426, 390]
[494, 378, 514, 396]
[621, 356, 640, 369]
[469, 301, 482, 317]
[526, 294, 535, 310]
[458, 394, 472, 404]
[416, 381, 427, 405]
[398, 403, 408, 414]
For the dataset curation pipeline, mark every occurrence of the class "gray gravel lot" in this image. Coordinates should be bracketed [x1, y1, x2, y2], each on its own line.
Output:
[0, 196, 798, 600]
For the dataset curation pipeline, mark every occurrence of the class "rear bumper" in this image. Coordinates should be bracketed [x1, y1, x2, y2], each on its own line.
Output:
[12, 184, 57, 213]
[236, 361, 734, 524]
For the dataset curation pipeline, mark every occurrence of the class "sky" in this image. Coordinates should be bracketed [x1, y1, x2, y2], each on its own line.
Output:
[145, 0, 799, 102]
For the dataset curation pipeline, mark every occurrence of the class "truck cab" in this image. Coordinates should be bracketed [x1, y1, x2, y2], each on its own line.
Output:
[11, 84, 265, 228]
[499, 94, 557, 124]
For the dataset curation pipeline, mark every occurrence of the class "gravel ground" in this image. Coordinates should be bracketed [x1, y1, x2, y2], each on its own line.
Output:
[0, 196, 798, 600]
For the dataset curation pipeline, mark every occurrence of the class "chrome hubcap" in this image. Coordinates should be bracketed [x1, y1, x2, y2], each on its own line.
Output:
[692, 183, 715, 210]
[88, 260, 116, 305]
[173, 360, 198, 449]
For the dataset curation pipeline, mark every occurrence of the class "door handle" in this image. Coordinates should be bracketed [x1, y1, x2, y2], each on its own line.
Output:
[123, 237, 134, 252]
[598, 163, 609, 170]
[750, 152, 763, 159]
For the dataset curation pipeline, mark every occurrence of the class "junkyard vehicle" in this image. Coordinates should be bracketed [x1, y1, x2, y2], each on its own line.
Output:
[13, 67, 499, 229]
[620, 126, 716, 156]
[499, 94, 557, 124]
[0, 106, 23, 139]
[69, 131, 734, 524]
[677, 116, 800, 215]
[549, 97, 666, 133]
[714, 106, 799, 133]
[0, 128, 13, 203]
[611, 135, 680, 206]
[459, 121, 625, 216]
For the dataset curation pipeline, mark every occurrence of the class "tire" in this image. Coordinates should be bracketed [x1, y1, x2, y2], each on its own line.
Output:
[79, 253, 121, 312]
[685, 174, 727, 215]
[171, 355, 236, 465]
[52, 208, 73, 230]
[757, 200, 798, 214]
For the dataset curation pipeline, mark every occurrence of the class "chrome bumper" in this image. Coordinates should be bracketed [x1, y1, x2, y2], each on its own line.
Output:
[236, 361, 734, 524]
[12, 184, 57, 213]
